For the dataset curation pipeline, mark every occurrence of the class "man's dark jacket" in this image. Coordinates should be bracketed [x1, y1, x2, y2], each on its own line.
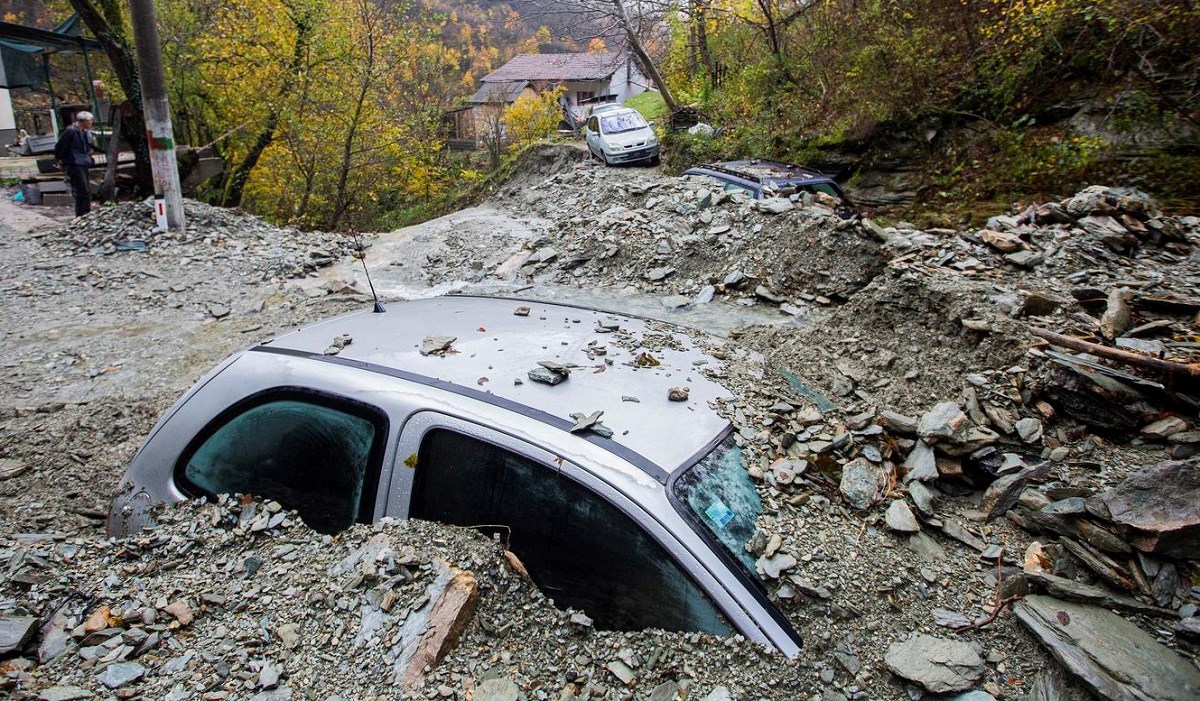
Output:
[54, 124, 93, 167]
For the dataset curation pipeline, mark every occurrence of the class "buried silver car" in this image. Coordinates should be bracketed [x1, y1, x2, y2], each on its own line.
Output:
[107, 295, 802, 656]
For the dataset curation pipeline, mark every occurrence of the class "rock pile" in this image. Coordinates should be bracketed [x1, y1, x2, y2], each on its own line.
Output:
[483, 145, 889, 307]
[43, 198, 358, 281]
[1, 499, 800, 700]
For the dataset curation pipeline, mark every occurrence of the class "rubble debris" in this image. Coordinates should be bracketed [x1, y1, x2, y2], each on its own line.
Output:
[323, 332, 353, 356]
[885, 499, 921, 533]
[667, 386, 689, 402]
[1014, 596, 1200, 701]
[419, 335, 457, 356]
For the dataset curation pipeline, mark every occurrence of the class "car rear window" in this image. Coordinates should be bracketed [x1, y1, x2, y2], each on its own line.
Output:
[177, 393, 385, 533]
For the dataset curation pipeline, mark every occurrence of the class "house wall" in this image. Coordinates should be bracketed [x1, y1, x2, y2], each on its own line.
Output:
[611, 57, 650, 104]
[0, 88, 16, 146]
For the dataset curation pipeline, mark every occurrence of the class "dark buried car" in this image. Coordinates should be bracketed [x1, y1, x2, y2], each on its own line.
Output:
[684, 160, 858, 218]
[108, 296, 802, 656]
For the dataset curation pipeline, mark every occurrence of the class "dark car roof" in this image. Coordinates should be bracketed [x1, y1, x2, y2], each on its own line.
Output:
[259, 296, 735, 474]
[684, 160, 836, 187]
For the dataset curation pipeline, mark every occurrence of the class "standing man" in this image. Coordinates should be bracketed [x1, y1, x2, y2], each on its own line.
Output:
[54, 111, 98, 217]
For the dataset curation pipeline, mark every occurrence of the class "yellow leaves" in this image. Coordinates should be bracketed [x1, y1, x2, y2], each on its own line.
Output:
[501, 86, 565, 146]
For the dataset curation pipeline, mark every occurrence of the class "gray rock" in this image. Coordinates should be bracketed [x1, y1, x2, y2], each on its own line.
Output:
[908, 480, 936, 516]
[917, 402, 969, 442]
[885, 499, 921, 533]
[754, 285, 784, 304]
[902, 440, 938, 483]
[695, 285, 715, 304]
[99, 661, 146, 689]
[1015, 417, 1044, 443]
[759, 197, 794, 214]
[1006, 249, 1042, 268]
[38, 687, 94, 701]
[646, 266, 676, 281]
[932, 608, 972, 628]
[1141, 417, 1188, 439]
[249, 687, 294, 701]
[648, 681, 680, 701]
[474, 678, 524, 701]
[0, 615, 37, 655]
[883, 634, 984, 693]
[723, 270, 748, 287]
[949, 693, 996, 701]
[980, 462, 1049, 521]
[1101, 461, 1200, 558]
[758, 552, 797, 579]
[704, 687, 733, 701]
[1014, 595, 1200, 701]
[1042, 497, 1087, 516]
[419, 335, 456, 356]
[527, 366, 567, 385]
[259, 662, 280, 689]
[660, 295, 690, 309]
[839, 458, 886, 510]
[880, 410, 918, 434]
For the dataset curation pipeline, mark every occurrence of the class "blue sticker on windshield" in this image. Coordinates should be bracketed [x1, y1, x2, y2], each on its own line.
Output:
[705, 499, 734, 528]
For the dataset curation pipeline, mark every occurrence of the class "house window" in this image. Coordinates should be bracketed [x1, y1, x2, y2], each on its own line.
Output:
[177, 391, 385, 533]
[409, 429, 732, 635]
[576, 91, 594, 104]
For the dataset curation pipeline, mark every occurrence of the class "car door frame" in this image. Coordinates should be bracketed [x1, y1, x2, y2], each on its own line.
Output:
[384, 411, 790, 653]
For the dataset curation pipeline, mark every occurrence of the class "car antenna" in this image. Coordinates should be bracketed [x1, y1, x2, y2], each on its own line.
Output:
[348, 230, 385, 313]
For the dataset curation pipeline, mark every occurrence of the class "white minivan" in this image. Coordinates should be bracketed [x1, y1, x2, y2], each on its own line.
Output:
[584, 107, 660, 166]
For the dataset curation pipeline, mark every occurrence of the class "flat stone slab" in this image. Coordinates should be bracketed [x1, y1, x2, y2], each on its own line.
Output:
[1013, 595, 1200, 701]
[884, 633, 984, 693]
[0, 615, 38, 655]
[1100, 460, 1200, 558]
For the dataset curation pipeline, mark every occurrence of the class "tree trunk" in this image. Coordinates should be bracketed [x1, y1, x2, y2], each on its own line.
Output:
[692, 0, 718, 86]
[610, 0, 680, 113]
[97, 106, 121, 200]
[68, 0, 152, 194]
[219, 11, 313, 207]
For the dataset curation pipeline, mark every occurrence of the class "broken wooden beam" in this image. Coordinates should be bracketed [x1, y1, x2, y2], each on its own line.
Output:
[1031, 327, 1200, 382]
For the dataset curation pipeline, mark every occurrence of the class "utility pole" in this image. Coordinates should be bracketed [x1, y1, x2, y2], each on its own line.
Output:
[127, 0, 185, 233]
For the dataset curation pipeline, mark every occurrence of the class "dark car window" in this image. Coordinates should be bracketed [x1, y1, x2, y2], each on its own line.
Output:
[179, 395, 383, 533]
[800, 182, 841, 199]
[722, 180, 757, 197]
[410, 429, 731, 635]
[587, 116, 599, 132]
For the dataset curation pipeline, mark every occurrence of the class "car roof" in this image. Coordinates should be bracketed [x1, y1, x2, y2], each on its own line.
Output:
[598, 107, 642, 118]
[590, 103, 623, 114]
[257, 296, 734, 475]
[687, 160, 833, 186]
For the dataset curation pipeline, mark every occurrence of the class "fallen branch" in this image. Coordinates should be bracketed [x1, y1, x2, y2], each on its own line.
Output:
[1030, 327, 1200, 382]
[955, 595, 1023, 633]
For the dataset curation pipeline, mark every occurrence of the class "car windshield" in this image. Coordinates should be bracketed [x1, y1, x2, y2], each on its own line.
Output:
[671, 435, 762, 575]
[600, 112, 648, 134]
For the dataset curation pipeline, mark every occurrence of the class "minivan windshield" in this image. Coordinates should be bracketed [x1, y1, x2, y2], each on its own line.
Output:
[600, 112, 648, 134]
[671, 435, 762, 576]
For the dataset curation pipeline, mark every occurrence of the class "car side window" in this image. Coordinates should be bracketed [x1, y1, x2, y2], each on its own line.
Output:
[587, 116, 598, 132]
[178, 395, 383, 534]
[723, 181, 756, 196]
[409, 429, 732, 636]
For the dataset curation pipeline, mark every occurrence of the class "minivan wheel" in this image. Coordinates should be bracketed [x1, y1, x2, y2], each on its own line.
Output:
[602, 152, 611, 166]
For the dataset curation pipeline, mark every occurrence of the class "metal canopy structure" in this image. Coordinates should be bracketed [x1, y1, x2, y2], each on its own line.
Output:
[0, 14, 103, 132]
